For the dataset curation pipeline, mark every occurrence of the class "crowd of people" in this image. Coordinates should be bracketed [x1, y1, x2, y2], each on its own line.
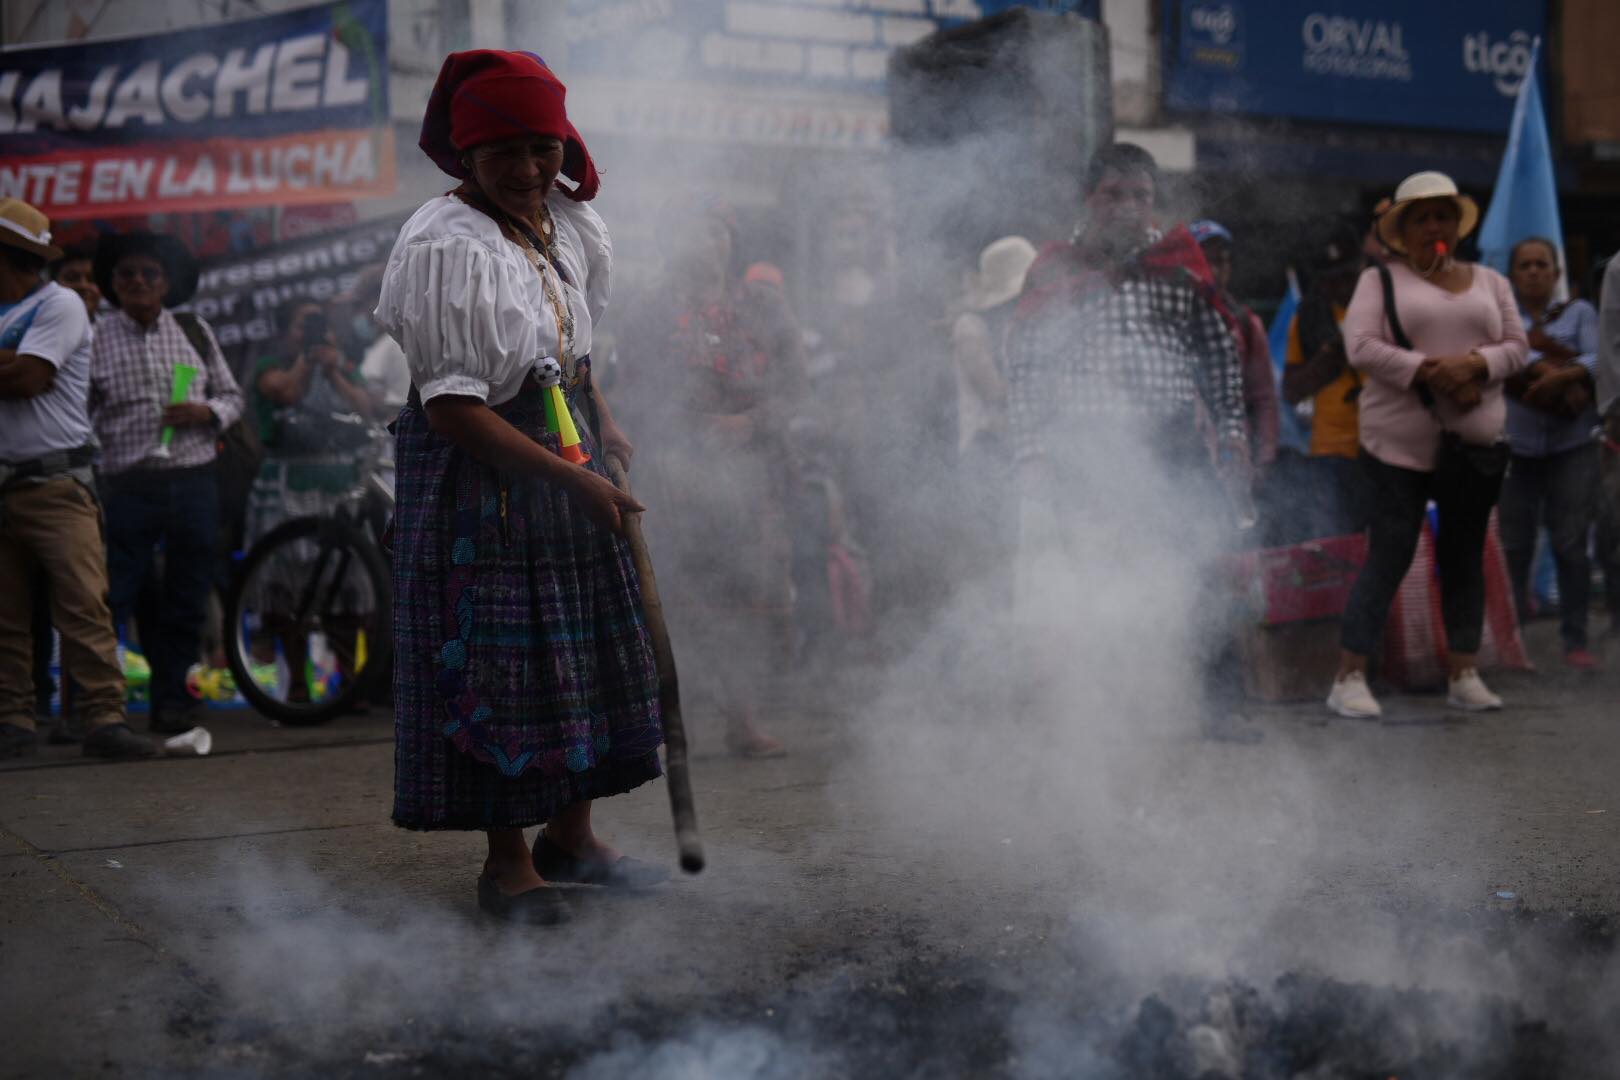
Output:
[3, 46, 1619, 920]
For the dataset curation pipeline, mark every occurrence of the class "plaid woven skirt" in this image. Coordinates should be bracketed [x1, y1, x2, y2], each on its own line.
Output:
[390, 377, 662, 831]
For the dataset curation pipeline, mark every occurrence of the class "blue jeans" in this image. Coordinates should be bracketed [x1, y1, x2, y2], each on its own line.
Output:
[102, 465, 219, 717]
[1500, 443, 1601, 650]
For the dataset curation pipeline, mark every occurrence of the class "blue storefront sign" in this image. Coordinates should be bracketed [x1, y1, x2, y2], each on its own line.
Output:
[1162, 0, 1546, 134]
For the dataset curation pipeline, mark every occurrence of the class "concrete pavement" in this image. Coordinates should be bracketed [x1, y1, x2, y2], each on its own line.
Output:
[3, 620, 1618, 1077]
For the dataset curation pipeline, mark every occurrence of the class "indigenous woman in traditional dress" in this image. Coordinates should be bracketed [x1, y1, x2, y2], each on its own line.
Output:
[375, 50, 663, 923]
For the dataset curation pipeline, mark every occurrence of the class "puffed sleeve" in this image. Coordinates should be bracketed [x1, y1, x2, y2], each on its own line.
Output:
[377, 236, 543, 403]
[549, 197, 613, 326]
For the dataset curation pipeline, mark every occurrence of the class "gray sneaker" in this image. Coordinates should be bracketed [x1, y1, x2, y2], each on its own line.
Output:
[82, 723, 157, 760]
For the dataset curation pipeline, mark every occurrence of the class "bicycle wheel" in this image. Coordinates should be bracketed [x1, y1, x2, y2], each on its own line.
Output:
[224, 516, 392, 725]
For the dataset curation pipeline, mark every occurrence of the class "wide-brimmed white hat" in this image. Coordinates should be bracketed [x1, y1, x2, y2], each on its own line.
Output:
[0, 198, 63, 261]
[963, 235, 1038, 311]
[1376, 171, 1479, 255]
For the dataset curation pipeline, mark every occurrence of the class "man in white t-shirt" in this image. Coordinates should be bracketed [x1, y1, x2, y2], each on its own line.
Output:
[0, 199, 154, 760]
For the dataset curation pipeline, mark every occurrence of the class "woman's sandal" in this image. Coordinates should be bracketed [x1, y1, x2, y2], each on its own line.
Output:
[531, 832, 670, 889]
[476, 872, 571, 925]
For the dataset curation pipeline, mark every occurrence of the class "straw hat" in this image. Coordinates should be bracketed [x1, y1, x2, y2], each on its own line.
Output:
[0, 198, 63, 261]
[1376, 171, 1479, 255]
[963, 235, 1038, 311]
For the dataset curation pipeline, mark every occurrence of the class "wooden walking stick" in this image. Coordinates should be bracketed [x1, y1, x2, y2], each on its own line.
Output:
[605, 453, 705, 874]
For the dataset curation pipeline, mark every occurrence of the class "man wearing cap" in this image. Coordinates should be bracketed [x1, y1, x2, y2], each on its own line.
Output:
[89, 231, 243, 736]
[0, 199, 154, 759]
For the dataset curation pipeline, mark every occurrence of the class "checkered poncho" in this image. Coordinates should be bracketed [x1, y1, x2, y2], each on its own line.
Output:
[1004, 227, 1249, 465]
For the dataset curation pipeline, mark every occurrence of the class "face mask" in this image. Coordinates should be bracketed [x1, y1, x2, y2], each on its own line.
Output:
[350, 314, 374, 342]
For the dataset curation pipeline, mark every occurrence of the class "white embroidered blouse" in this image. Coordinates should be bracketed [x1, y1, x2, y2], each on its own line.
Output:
[374, 191, 612, 406]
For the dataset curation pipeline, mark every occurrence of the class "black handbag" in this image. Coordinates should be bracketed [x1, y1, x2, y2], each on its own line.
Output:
[1375, 263, 1511, 479]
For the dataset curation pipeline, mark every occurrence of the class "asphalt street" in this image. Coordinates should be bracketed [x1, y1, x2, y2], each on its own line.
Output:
[3, 619, 1617, 1078]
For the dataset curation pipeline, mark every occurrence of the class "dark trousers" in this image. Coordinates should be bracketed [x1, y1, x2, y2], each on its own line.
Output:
[1341, 451, 1502, 658]
[1499, 443, 1600, 650]
[102, 465, 219, 717]
[1595, 438, 1620, 627]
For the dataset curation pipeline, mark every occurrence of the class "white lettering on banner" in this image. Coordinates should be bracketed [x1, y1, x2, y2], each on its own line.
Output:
[224, 136, 375, 195]
[161, 54, 221, 123]
[3, 131, 386, 216]
[157, 154, 213, 198]
[1300, 13, 1410, 82]
[213, 45, 276, 117]
[1462, 29, 1533, 96]
[0, 163, 71, 204]
[17, 69, 64, 132]
[271, 34, 326, 111]
[0, 34, 372, 134]
[67, 68, 115, 130]
[322, 41, 369, 107]
[104, 61, 166, 128]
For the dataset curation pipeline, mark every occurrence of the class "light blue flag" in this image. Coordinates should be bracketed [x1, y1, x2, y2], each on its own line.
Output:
[1268, 269, 1309, 453]
[1476, 39, 1566, 299]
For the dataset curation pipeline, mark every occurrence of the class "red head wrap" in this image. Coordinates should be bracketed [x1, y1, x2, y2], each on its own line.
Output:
[419, 49, 599, 202]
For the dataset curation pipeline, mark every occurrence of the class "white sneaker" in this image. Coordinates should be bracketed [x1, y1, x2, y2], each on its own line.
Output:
[1327, 671, 1382, 718]
[1447, 668, 1502, 711]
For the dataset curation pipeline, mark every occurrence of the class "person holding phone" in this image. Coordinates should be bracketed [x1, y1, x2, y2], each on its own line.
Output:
[242, 298, 375, 705]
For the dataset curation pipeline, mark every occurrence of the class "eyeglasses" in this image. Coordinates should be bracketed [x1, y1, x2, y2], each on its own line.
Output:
[114, 265, 165, 283]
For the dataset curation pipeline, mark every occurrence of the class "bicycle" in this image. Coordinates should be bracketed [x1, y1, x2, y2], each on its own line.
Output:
[223, 415, 394, 725]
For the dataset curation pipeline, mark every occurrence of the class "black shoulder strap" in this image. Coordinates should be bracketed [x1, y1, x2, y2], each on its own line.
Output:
[1376, 262, 1436, 410]
[171, 311, 212, 366]
[1374, 262, 1411, 350]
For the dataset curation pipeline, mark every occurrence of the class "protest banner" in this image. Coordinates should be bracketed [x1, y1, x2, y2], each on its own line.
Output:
[183, 211, 408, 370]
[0, 0, 393, 218]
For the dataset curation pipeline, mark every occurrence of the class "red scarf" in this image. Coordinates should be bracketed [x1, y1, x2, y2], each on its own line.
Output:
[1014, 224, 1239, 335]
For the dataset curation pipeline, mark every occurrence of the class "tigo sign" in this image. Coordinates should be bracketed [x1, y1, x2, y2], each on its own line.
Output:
[1164, 0, 1545, 133]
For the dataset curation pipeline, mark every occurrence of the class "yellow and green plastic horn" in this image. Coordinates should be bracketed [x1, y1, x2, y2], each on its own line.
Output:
[535, 357, 590, 465]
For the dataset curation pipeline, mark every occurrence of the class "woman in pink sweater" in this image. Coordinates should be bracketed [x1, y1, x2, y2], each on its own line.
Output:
[1327, 172, 1528, 719]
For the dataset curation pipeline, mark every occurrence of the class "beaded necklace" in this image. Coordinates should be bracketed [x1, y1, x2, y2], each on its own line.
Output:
[455, 190, 576, 381]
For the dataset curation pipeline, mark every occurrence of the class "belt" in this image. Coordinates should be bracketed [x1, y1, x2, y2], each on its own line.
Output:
[0, 444, 97, 490]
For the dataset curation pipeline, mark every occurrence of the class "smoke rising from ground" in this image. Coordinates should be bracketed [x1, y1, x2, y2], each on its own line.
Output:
[103, 6, 1620, 1076]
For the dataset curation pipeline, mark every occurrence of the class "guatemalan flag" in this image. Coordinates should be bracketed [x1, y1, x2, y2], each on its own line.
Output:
[1476, 38, 1567, 300]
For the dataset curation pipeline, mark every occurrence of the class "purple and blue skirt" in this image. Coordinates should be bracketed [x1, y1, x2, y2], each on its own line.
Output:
[390, 377, 662, 831]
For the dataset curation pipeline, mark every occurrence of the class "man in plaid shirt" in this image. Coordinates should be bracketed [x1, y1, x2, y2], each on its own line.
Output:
[1005, 143, 1259, 742]
[89, 232, 243, 735]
